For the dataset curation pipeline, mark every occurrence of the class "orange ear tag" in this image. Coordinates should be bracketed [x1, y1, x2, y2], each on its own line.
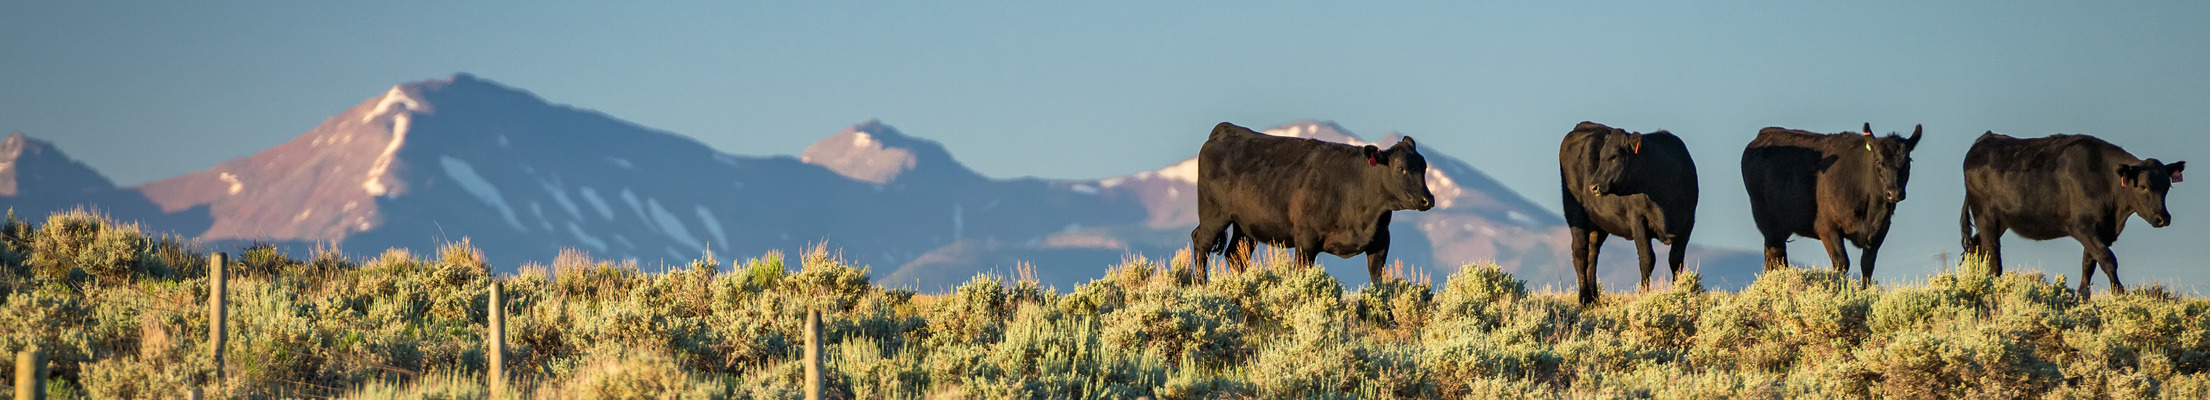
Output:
[1632, 142, 1640, 154]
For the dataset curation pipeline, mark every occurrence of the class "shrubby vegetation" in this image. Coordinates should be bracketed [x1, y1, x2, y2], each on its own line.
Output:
[4, 209, 2210, 399]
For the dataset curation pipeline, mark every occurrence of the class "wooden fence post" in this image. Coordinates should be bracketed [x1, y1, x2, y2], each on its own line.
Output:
[488, 280, 506, 397]
[208, 252, 227, 382]
[805, 309, 822, 400]
[14, 346, 42, 400]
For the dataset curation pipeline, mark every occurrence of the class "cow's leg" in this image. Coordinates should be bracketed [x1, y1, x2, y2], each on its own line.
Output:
[1365, 227, 1391, 283]
[1582, 229, 1617, 304]
[1366, 247, 1390, 284]
[1633, 225, 1656, 293]
[1760, 229, 1790, 271]
[2078, 237, 2125, 298]
[1975, 218, 2006, 276]
[1858, 243, 1881, 288]
[1570, 227, 1590, 304]
[1190, 221, 1224, 282]
[2077, 251, 2098, 300]
[1818, 228, 1851, 274]
[1227, 234, 1255, 274]
[1667, 231, 1690, 284]
[1293, 234, 1321, 270]
[1574, 228, 1609, 305]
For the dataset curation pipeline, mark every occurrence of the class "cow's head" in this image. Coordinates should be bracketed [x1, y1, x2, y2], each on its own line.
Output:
[1363, 136, 1435, 211]
[1587, 130, 1642, 196]
[2117, 158, 2186, 227]
[1859, 123, 1923, 203]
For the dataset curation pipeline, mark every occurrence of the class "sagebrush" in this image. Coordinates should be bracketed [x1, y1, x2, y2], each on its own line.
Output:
[3, 209, 2209, 399]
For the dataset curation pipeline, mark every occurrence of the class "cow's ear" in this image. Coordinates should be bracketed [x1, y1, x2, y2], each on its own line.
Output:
[1905, 125, 1923, 151]
[1862, 122, 1873, 136]
[1396, 136, 1416, 150]
[2118, 164, 2140, 187]
[1363, 145, 1382, 166]
[1629, 134, 1644, 154]
[2171, 161, 2187, 183]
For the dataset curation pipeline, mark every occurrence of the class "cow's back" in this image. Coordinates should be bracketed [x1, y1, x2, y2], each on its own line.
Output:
[1636, 131, 1700, 206]
[1196, 123, 1362, 245]
[1964, 133, 2133, 239]
[1558, 125, 1697, 239]
[1741, 128, 1834, 235]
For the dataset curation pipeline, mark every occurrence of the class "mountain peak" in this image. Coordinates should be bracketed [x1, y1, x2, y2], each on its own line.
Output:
[1260, 120, 1376, 146]
[0, 131, 115, 197]
[801, 120, 974, 184]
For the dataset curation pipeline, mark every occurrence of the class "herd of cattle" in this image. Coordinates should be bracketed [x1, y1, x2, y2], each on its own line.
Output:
[1190, 121, 2186, 304]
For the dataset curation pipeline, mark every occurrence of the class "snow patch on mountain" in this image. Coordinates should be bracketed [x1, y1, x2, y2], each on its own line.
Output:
[363, 114, 410, 196]
[695, 205, 729, 251]
[566, 222, 608, 252]
[219, 172, 244, 194]
[1426, 168, 1460, 210]
[529, 202, 553, 231]
[1156, 158, 1198, 183]
[363, 87, 421, 122]
[645, 198, 703, 252]
[542, 180, 583, 220]
[605, 156, 636, 171]
[440, 155, 525, 232]
[1507, 211, 1537, 226]
[619, 188, 652, 228]
[579, 186, 614, 219]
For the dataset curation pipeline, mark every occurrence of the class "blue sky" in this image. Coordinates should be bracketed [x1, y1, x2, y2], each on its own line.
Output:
[5, 2, 2207, 290]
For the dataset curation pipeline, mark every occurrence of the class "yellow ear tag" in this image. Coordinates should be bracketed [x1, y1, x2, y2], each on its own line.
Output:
[1864, 142, 1872, 151]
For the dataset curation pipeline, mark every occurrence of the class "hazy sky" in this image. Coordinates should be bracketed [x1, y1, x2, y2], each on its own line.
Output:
[5, 2, 2207, 290]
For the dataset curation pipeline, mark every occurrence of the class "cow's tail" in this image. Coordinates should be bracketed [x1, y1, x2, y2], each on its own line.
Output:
[1959, 199, 1978, 254]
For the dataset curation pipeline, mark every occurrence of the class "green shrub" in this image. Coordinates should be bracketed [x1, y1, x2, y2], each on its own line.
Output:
[553, 348, 725, 399]
[25, 209, 153, 284]
[7, 210, 2210, 398]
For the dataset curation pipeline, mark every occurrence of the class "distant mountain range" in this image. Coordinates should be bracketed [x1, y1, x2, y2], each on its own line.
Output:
[2, 74, 1762, 290]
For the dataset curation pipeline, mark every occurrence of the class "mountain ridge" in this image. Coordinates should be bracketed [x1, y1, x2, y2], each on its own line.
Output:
[4, 73, 1762, 290]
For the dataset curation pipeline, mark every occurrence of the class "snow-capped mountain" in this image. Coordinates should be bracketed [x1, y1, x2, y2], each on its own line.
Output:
[117, 75, 1148, 279]
[6, 74, 1761, 291]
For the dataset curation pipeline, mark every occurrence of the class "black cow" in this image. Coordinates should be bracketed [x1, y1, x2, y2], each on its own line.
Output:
[1558, 121, 1698, 304]
[1741, 123, 1923, 285]
[1961, 132, 2185, 297]
[1190, 122, 1435, 283]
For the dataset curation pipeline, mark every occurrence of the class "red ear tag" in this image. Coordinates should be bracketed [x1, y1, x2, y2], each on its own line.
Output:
[1367, 155, 1376, 166]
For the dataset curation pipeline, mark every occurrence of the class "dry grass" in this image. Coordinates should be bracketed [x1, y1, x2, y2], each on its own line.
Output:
[4, 210, 2210, 399]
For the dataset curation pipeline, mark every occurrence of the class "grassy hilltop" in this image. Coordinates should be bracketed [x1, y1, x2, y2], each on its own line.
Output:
[4, 209, 2210, 399]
